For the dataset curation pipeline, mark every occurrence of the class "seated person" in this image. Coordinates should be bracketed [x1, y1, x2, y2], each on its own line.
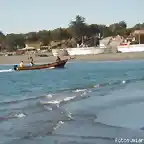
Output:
[30, 61, 34, 66]
[56, 56, 61, 62]
[20, 61, 24, 67]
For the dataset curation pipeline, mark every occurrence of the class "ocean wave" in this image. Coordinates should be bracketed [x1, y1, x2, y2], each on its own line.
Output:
[40, 93, 87, 109]
[0, 95, 42, 105]
[73, 89, 87, 92]
[0, 112, 26, 122]
[0, 69, 14, 73]
[1, 76, 144, 108]
[0, 76, 143, 125]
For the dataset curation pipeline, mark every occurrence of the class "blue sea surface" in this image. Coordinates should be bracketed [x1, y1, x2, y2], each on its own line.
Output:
[0, 60, 144, 144]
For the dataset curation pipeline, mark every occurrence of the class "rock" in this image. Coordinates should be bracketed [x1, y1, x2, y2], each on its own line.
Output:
[58, 49, 69, 56]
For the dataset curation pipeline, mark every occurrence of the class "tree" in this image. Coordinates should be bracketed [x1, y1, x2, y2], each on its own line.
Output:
[87, 24, 100, 37]
[37, 30, 51, 45]
[102, 26, 114, 37]
[25, 32, 39, 42]
[5, 34, 25, 51]
[119, 21, 127, 29]
[59, 28, 72, 40]
[1, 15, 143, 51]
[69, 15, 87, 38]
[134, 23, 144, 30]
[0, 31, 5, 37]
[51, 28, 62, 41]
[0, 31, 5, 51]
[109, 23, 119, 33]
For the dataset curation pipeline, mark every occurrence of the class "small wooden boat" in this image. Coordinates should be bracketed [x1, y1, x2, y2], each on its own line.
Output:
[13, 59, 68, 71]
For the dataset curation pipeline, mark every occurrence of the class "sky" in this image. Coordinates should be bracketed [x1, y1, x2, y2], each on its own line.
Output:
[0, 0, 143, 34]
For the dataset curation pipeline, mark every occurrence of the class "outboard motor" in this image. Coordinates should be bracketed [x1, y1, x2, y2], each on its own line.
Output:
[14, 65, 18, 70]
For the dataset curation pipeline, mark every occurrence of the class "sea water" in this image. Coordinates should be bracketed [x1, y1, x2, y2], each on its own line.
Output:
[0, 60, 144, 144]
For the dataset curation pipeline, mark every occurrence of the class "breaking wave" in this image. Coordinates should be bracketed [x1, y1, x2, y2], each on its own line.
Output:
[0, 69, 14, 73]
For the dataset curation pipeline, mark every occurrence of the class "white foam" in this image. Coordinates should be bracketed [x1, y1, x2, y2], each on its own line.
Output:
[94, 84, 100, 88]
[44, 105, 52, 111]
[64, 96, 76, 102]
[42, 100, 61, 104]
[122, 80, 126, 84]
[15, 113, 26, 118]
[0, 69, 13, 73]
[47, 67, 55, 69]
[67, 113, 72, 119]
[41, 91, 87, 108]
[40, 95, 77, 108]
[81, 91, 87, 97]
[74, 89, 86, 92]
[46, 94, 53, 98]
[53, 121, 64, 130]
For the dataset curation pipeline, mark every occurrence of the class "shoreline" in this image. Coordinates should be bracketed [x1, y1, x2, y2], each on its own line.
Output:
[0, 52, 144, 64]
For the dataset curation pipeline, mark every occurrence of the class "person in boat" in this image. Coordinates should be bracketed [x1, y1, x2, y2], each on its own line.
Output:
[56, 56, 61, 62]
[20, 61, 24, 68]
[29, 57, 34, 66]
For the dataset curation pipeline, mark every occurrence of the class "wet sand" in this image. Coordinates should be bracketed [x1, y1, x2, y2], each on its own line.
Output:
[1, 52, 144, 64]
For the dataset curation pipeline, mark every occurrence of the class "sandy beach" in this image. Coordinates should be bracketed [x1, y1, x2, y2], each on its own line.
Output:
[1, 52, 144, 64]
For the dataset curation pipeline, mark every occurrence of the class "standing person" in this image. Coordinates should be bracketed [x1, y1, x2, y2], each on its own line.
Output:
[29, 57, 34, 66]
[56, 56, 61, 62]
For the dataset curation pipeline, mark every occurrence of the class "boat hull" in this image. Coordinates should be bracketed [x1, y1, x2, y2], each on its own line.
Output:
[52, 47, 105, 56]
[117, 44, 144, 53]
[14, 59, 68, 71]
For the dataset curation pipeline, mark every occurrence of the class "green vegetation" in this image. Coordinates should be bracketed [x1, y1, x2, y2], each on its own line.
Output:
[0, 15, 143, 51]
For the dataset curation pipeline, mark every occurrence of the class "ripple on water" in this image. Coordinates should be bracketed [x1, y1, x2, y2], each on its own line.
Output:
[1, 61, 144, 144]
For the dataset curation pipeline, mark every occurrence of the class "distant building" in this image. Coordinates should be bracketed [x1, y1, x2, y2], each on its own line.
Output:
[133, 30, 144, 35]
[132, 30, 144, 44]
